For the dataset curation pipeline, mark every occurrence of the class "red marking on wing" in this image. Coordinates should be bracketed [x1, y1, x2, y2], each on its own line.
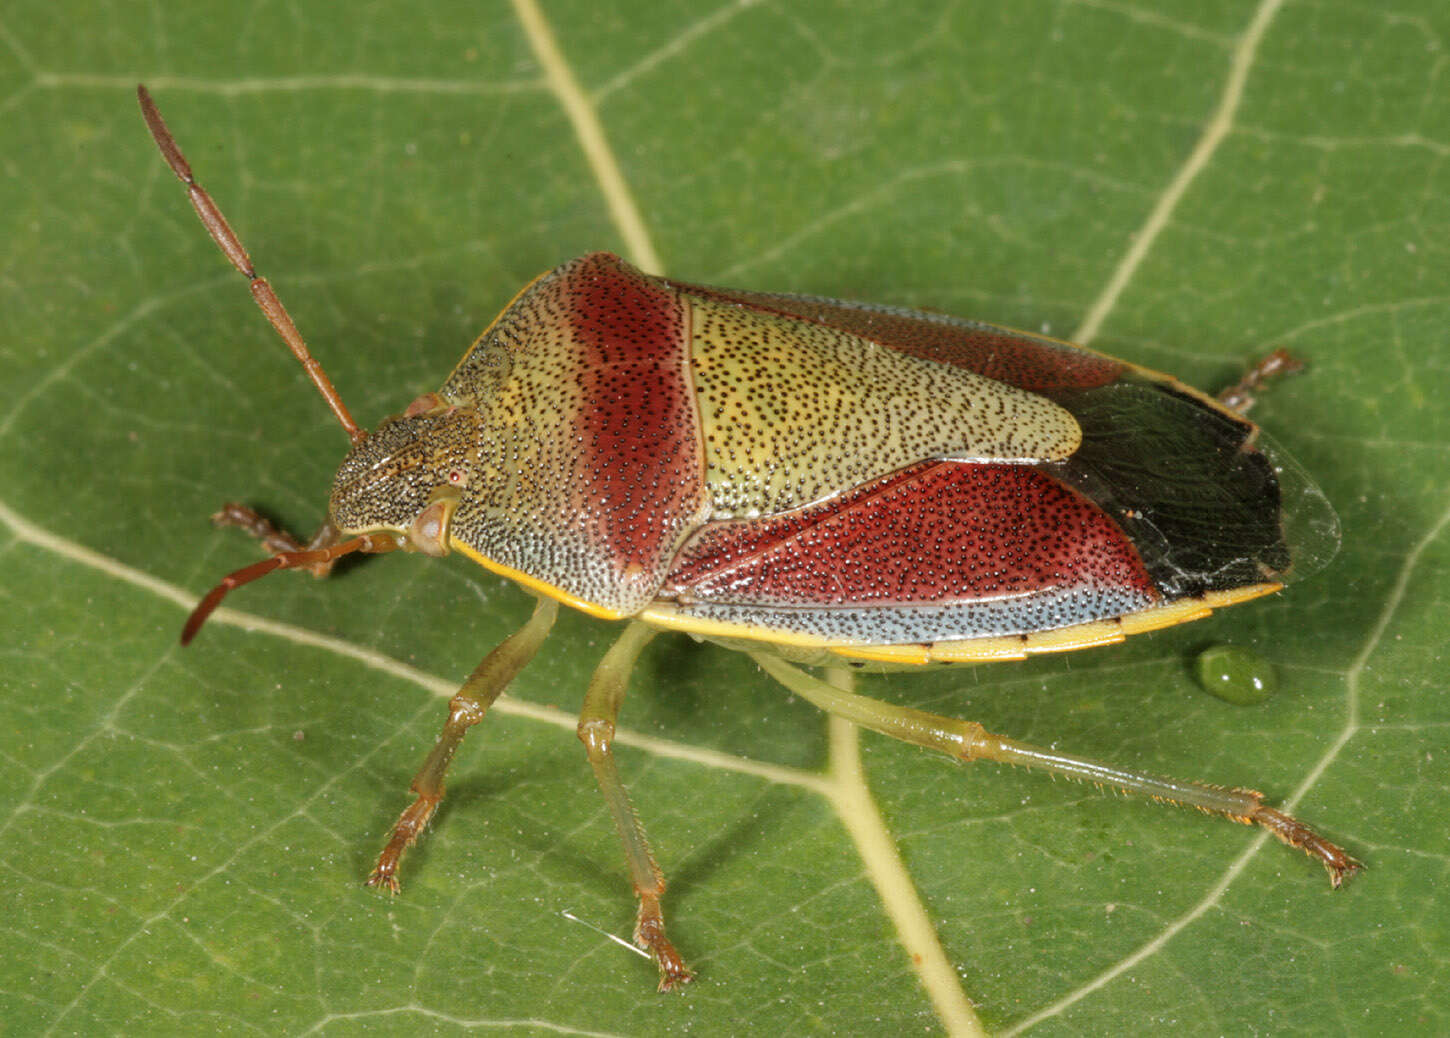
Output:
[662, 460, 1158, 607]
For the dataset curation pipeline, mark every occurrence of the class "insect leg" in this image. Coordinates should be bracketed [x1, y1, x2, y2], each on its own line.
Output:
[367, 596, 559, 893]
[753, 653, 1361, 888]
[577, 622, 693, 991]
[1217, 348, 1304, 414]
[212, 503, 345, 576]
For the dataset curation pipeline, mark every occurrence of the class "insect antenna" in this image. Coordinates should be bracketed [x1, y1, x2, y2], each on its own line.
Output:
[180, 533, 400, 645]
[137, 84, 366, 446]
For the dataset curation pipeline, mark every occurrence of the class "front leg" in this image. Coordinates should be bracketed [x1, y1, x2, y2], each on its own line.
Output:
[368, 596, 559, 892]
[211, 503, 342, 576]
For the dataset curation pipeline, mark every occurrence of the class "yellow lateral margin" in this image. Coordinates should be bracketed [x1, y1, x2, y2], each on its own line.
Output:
[637, 582, 1285, 667]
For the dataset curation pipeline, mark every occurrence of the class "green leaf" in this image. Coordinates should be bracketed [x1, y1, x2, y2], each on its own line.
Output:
[3, 0, 1445, 1032]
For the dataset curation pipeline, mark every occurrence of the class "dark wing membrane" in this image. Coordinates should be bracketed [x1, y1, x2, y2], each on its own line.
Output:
[1048, 376, 1289, 599]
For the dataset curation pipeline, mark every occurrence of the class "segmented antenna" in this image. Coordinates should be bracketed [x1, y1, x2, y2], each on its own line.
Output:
[137, 84, 366, 446]
[180, 533, 399, 644]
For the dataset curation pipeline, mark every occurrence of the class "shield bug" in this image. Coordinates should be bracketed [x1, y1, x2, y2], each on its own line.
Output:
[138, 85, 1359, 991]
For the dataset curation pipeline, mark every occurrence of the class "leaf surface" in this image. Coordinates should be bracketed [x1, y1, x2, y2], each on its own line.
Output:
[2, 1, 1445, 1032]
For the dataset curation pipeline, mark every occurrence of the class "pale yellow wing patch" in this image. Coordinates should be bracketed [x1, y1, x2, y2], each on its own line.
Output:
[685, 294, 1082, 519]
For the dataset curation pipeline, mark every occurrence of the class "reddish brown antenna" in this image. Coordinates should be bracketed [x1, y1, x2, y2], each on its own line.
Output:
[180, 532, 399, 644]
[137, 84, 366, 446]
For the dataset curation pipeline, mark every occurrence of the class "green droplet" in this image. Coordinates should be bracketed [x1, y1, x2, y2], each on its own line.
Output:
[1193, 645, 1277, 705]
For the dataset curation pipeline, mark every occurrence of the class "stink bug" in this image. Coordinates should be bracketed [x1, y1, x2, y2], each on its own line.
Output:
[138, 85, 1359, 991]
